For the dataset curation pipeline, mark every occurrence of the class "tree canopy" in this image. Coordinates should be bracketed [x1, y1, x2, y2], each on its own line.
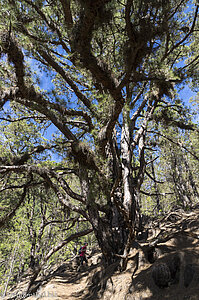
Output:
[0, 0, 199, 292]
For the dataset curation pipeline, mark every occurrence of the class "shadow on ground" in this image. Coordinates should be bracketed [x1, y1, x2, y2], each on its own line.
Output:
[124, 231, 199, 300]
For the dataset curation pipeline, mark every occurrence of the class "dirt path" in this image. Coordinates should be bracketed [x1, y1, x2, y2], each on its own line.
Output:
[8, 209, 199, 300]
[26, 264, 95, 300]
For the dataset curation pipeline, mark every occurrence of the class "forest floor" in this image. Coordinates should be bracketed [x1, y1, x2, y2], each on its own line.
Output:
[3, 207, 199, 300]
[26, 263, 96, 300]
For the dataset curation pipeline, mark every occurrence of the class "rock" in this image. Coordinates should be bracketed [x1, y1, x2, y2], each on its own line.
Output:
[147, 247, 160, 263]
[168, 254, 181, 284]
[152, 263, 171, 288]
[184, 264, 195, 288]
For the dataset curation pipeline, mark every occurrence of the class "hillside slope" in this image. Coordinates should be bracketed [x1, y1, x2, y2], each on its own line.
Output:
[4, 208, 199, 300]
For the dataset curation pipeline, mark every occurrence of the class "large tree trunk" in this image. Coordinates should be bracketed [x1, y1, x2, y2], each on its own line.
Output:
[79, 165, 124, 264]
[86, 113, 140, 267]
[78, 110, 146, 266]
[120, 114, 137, 267]
[121, 114, 136, 225]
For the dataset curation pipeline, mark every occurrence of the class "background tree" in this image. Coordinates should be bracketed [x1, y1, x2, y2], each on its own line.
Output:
[0, 112, 93, 295]
[0, 0, 198, 274]
[140, 123, 199, 214]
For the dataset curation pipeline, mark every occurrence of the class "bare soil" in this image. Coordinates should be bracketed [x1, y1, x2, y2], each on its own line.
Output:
[4, 208, 199, 300]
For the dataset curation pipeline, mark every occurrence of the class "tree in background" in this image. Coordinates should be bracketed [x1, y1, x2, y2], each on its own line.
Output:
[0, 0, 198, 274]
[140, 123, 199, 215]
[0, 113, 93, 295]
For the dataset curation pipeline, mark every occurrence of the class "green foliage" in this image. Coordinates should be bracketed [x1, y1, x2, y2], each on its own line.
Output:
[141, 121, 199, 215]
[0, 111, 92, 293]
[0, 0, 198, 290]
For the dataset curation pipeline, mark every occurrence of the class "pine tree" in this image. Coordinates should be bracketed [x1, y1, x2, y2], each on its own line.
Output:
[0, 0, 198, 270]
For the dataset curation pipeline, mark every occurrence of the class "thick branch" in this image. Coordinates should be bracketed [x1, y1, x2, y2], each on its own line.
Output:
[44, 228, 93, 262]
[38, 49, 95, 115]
[131, 96, 148, 124]
[131, 94, 159, 149]
[71, 0, 117, 90]
[0, 115, 46, 123]
[0, 165, 85, 205]
[0, 183, 29, 228]
[4, 145, 48, 166]
[70, 1, 125, 150]
[0, 87, 19, 108]
[60, 0, 73, 29]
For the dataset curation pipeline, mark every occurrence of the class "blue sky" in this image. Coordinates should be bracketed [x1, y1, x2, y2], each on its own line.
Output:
[37, 67, 198, 141]
[180, 85, 199, 123]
